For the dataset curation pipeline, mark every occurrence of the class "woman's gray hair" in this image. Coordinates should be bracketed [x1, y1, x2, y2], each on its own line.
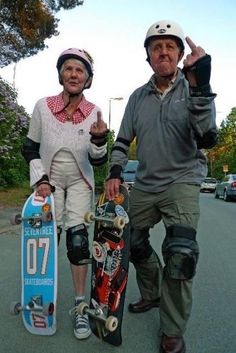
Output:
[60, 58, 89, 79]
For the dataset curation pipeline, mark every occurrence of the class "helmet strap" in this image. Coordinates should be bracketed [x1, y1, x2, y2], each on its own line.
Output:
[62, 75, 92, 107]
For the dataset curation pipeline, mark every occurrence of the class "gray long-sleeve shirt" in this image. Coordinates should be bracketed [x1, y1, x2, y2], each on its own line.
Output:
[111, 69, 217, 193]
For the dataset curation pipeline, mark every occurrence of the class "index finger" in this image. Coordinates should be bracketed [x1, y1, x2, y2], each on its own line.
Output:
[186, 36, 197, 50]
[97, 111, 102, 123]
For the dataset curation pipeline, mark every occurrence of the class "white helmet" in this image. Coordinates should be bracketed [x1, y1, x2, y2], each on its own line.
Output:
[144, 20, 185, 51]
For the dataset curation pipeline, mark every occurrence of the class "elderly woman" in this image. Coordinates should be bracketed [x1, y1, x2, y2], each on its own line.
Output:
[22, 48, 108, 340]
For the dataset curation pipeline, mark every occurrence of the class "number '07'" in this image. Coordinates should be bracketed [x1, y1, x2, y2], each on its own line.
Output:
[27, 238, 50, 275]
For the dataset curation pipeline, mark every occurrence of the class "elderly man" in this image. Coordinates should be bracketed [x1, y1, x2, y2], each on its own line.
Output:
[106, 20, 217, 353]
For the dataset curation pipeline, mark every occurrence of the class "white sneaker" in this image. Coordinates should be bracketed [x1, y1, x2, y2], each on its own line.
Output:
[70, 302, 92, 340]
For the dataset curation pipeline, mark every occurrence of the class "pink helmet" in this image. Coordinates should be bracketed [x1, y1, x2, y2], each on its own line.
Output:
[56, 48, 94, 77]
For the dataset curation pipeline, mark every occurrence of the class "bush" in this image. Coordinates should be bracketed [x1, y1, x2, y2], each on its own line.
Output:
[0, 77, 30, 187]
[94, 130, 115, 191]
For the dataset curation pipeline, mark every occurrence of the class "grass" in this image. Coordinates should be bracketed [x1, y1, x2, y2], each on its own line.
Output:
[0, 185, 32, 208]
[0, 184, 104, 208]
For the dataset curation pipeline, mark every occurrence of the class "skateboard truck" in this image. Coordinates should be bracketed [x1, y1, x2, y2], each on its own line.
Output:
[84, 211, 126, 230]
[28, 295, 54, 315]
[10, 296, 54, 316]
[77, 301, 118, 333]
[10, 212, 53, 227]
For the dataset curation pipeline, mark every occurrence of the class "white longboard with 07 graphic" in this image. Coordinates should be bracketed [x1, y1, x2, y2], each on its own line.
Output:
[10, 191, 58, 335]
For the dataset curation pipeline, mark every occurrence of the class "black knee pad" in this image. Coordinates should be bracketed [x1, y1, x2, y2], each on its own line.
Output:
[162, 224, 199, 280]
[66, 224, 90, 266]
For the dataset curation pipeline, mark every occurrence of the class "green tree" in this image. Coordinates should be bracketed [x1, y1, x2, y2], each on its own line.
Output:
[128, 138, 137, 160]
[0, 77, 30, 188]
[0, 0, 84, 67]
[206, 107, 236, 180]
[93, 130, 115, 190]
[45, 1, 84, 11]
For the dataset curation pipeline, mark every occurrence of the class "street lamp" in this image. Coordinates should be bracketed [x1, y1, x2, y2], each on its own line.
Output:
[108, 97, 123, 130]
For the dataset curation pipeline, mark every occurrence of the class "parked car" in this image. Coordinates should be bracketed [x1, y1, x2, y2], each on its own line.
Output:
[214, 174, 236, 201]
[123, 160, 138, 190]
[200, 177, 217, 193]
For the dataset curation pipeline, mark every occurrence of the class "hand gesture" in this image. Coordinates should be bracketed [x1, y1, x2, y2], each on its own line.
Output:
[183, 37, 206, 68]
[90, 111, 107, 137]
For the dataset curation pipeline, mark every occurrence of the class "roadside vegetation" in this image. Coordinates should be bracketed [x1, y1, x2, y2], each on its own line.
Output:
[0, 1, 236, 206]
[0, 183, 32, 207]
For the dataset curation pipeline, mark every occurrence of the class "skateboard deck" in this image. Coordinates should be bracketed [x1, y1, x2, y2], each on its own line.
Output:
[10, 191, 57, 335]
[80, 184, 130, 346]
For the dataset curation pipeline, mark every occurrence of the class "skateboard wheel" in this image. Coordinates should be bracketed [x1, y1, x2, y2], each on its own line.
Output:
[113, 216, 125, 230]
[10, 214, 22, 225]
[92, 241, 107, 262]
[105, 315, 118, 332]
[10, 301, 21, 315]
[42, 302, 54, 316]
[77, 302, 89, 315]
[84, 211, 95, 223]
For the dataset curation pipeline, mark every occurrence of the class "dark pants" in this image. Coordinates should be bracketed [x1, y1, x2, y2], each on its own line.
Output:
[129, 184, 200, 336]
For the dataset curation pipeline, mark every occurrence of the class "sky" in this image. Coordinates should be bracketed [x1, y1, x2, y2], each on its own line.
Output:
[0, 0, 236, 133]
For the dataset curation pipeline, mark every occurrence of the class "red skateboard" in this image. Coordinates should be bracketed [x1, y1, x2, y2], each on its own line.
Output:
[78, 184, 130, 346]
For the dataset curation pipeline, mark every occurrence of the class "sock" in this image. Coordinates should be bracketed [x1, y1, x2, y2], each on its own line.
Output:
[75, 296, 85, 303]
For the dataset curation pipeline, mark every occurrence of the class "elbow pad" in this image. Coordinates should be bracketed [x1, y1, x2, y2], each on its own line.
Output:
[107, 164, 124, 182]
[22, 137, 40, 164]
[90, 129, 109, 147]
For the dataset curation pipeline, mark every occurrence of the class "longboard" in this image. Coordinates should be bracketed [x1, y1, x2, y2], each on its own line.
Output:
[10, 191, 58, 335]
[79, 184, 130, 346]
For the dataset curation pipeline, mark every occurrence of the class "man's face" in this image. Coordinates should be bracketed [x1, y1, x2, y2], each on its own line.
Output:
[148, 37, 184, 77]
[60, 59, 90, 94]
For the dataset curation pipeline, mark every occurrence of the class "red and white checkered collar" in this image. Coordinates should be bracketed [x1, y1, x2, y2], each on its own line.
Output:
[46, 93, 95, 124]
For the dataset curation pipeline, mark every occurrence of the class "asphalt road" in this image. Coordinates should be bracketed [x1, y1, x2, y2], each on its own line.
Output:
[1, 193, 236, 353]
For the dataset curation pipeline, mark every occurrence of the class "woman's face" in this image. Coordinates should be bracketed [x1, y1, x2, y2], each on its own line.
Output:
[60, 59, 90, 95]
